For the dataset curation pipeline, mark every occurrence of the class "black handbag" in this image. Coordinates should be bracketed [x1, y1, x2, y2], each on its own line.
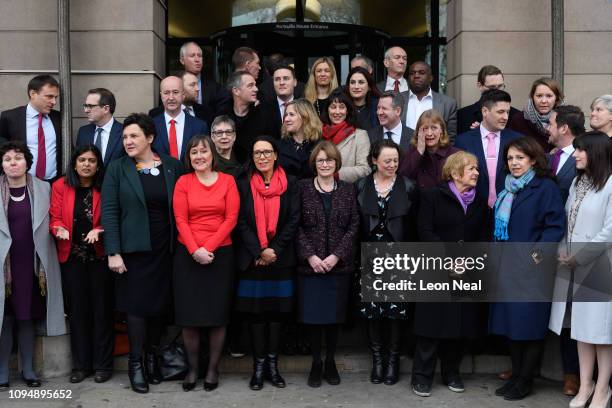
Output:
[160, 332, 188, 381]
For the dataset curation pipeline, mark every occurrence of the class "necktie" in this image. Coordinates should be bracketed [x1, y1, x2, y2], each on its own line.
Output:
[35, 114, 46, 179]
[393, 80, 400, 94]
[486, 133, 498, 208]
[94, 127, 103, 152]
[385, 131, 393, 141]
[551, 149, 563, 174]
[169, 119, 179, 159]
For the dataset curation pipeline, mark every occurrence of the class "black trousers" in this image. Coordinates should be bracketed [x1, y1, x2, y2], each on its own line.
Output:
[412, 335, 464, 386]
[560, 328, 579, 375]
[61, 257, 114, 372]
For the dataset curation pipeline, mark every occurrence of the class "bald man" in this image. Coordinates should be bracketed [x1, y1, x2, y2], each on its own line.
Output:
[152, 76, 208, 160]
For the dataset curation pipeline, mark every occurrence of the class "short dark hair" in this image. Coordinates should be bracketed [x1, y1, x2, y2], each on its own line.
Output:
[309, 140, 342, 174]
[573, 131, 612, 192]
[183, 135, 217, 173]
[123, 113, 156, 142]
[368, 139, 401, 168]
[0, 141, 34, 174]
[272, 64, 295, 78]
[247, 135, 279, 177]
[88, 88, 116, 114]
[481, 89, 512, 110]
[503, 136, 552, 179]
[553, 105, 585, 137]
[227, 70, 252, 91]
[477, 65, 503, 85]
[378, 91, 403, 112]
[324, 88, 358, 127]
[65, 144, 104, 190]
[27, 75, 59, 96]
[232, 47, 257, 69]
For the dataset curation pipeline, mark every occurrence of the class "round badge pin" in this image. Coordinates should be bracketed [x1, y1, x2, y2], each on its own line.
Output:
[150, 167, 160, 176]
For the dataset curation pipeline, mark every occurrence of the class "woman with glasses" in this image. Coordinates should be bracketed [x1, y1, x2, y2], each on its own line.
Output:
[278, 99, 322, 180]
[588, 95, 612, 137]
[297, 141, 359, 387]
[509, 77, 564, 152]
[234, 135, 300, 391]
[304, 57, 339, 120]
[210, 115, 242, 176]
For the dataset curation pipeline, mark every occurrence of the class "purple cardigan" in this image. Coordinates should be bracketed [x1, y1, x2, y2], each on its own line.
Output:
[296, 178, 360, 275]
[399, 144, 460, 189]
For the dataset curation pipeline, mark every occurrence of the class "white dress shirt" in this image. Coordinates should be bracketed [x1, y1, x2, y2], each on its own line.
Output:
[556, 144, 575, 175]
[26, 103, 57, 179]
[164, 110, 186, 155]
[382, 121, 403, 146]
[277, 96, 294, 120]
[405, 89, 433, 130]
[384, 76, 408, 93]
[95, 117, 114, 160]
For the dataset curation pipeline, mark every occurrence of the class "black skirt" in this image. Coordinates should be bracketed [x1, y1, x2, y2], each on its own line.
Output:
[173, 244, 235, 327]
[298, 273, 350, 325]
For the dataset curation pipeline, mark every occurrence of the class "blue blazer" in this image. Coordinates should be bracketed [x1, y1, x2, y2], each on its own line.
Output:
[75, 120, 125, 164]
[152, 113, 208, 161]
[454, 128, 522, 200]
[549, 152, 576, 204]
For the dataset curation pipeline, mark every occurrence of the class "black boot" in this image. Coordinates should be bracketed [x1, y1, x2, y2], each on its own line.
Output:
[308, 360, 323, 387]
[144, 347, 162, 384]
[265, 353, 286, 388]
[370, 341, 384, 384]
[384, 349, 400, 385]
[128, 356, 149, 394]
[249, 357, 265, 390]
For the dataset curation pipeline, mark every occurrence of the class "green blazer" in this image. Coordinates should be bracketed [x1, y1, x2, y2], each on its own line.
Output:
[101, 154, 184, 255]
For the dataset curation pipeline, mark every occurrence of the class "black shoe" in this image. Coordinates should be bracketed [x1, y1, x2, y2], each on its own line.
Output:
[412, 383, 432, 397]
[69, 369, 92, 383]
[21, 373, 41, 388]
[203, 381, 218, 392]
[495, 376, 518, 397]
[323, 359, 340, 385]
[182, 381, 196, 391]
[383, 352, 399, 385]
[369, 342, 384, 384]
[0, 382, 9, 391]
[503, 378, 532, 401]
[249, 357, 266, 390]
[265, 353, 286, 388]
[128, 357, 149, 394]
[308, 360, 322, 388]
[145, 349, 162, 385]
[94, 370, 112, 383]
[445, 377, 465, 393]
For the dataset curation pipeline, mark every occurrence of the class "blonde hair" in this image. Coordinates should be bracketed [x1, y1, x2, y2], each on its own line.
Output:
[411, 109, 451, 148]
[304, 57, 339, 104]
[442, 151, 479, 181]
[281, 98, 322, 143]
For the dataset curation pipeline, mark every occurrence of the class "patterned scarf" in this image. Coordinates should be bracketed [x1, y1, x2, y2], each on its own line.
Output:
[523, 98, 553, 136]
[322, 121, 356, 146]
[493, 168, 536, 241]
[250, 166, 288, 248]
[567, 176, 593, 240]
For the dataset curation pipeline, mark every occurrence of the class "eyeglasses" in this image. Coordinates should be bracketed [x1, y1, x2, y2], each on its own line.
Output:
[212, 130, 235, 137]
[253, 150, 274, 159]
[316, 158, 336, 166]
[483, 84, 506, 91]
[82, 104, 103, 110]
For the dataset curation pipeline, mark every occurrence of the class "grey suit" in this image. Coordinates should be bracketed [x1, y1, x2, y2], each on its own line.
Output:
[368, 124, 414, 153]
[399, 89, 458, 143]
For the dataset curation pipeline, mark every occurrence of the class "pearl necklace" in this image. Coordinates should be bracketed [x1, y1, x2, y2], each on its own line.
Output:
[9, 186, 26, 202]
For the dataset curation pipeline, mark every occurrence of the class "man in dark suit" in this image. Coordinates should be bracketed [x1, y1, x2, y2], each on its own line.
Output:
[454, 89, 522, 208]
[270, 64, 298, 133]
[258, 55, 305, 107]
[0, 75, 62, 181]
[76, 88, 125, 165]
[368, 91, 413, 153]
[456, 65, 520, 134]
[401, 61, 458, 142]
[179, 41, 231, 117]
[152, 76, 208, 161]
[376, 46, 408, 94]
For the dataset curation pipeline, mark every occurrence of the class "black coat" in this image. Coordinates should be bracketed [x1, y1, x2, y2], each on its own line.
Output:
[456, 99, 520, 135]
[230, 103, 280, 163]
[413, 183, 491, 339]
[234, 171, 300, 271]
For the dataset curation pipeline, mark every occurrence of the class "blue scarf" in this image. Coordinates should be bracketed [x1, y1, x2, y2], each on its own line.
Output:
[493, 168, 536, 241]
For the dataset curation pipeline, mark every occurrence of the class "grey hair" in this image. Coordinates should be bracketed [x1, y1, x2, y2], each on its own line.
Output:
[179, 41, 201, 59]
[211, 115, 236, 131]
[226, 70, 252, 91]
[591, 94, 612, 113]
[384, 46, 405, 60]
[379, 91, 404, 112]
[351, 55, 373, 71]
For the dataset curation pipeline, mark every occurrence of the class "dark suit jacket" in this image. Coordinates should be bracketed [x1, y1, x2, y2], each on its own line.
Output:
[549, 151, 576, 204]
[0, 106, 63, 177]
[75, 120, 125, 164]
[457, 99, 520, 135]
[258, 76, 305, 107]
[368, 124, 414, 153]
[399, 89, 458, 142]
[101, 154, 184, 255]
[149, 103, 213, 127]
[152, 113, 208, 161]
[454, 127, 522, 201]
[202, 78, 232, 118]
[234, 171, 300, 272]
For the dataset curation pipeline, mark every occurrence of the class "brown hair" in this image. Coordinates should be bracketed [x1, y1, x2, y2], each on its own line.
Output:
[477, 65, 503, 85]
[442, 151, 479, 181]
[183, 135, 217, 172]
[309, 140, 342, 174]
[502, 136, 553, 179]
[411, 109, 450, 148]
[529, 77, 564, 107]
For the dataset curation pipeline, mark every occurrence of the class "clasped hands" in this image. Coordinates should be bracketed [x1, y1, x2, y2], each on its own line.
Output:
[308, 254, 339, 274]
[255, 248, 277, 267]
[558, 252, 577, 268]
[193, 247, 214, 265]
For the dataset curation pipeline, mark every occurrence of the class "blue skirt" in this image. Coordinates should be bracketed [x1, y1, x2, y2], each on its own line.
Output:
[298, 274, 350, 325]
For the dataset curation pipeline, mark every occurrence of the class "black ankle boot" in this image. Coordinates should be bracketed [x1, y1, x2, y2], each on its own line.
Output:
[370, 341, 384, 384]
[265, 353, 286, 388]
[128, 356, 149, 394]
[384, 350, 400, 385]
[308, 360, 322, 387]
[249, 357, 266, 390]
[145, 348, 162, 385]
[323, 358, 340, 385]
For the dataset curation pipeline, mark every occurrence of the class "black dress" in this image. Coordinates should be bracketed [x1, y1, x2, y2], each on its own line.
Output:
[116, 166, 172, 317]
